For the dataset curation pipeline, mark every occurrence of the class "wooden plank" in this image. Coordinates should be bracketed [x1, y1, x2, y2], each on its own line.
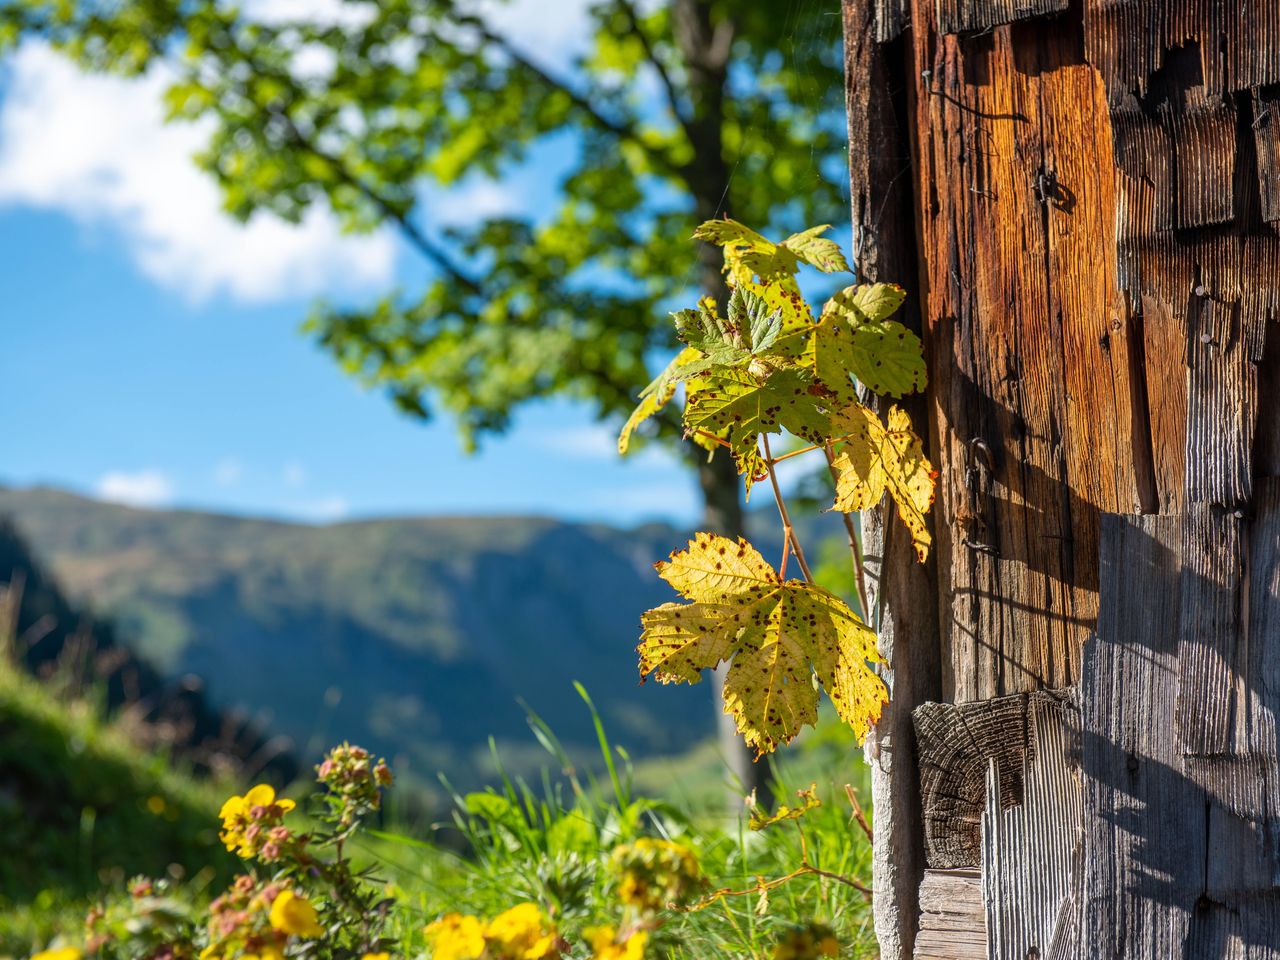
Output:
[842, 4, 939, 958]
[1083, 0, 1280, 103]
[1253, 88, 1280, 225]
[1184, 298, 1260, 507]
[934, 0, 1067, 39]
[981, 693, 1081, 960]
[907, 10, 1136, 708]
[914, 869, 986, 960]
[1079, 512, 1206, 960]
[1175, 505, 1247, 755]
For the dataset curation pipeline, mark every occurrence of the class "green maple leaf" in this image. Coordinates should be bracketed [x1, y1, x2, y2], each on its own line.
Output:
[617, 346, 705, 454]
[811, 284, 926, 399]
[682, 367, 830, 484]
[779, 225, 850, 274]
[638, 534, 886, 756]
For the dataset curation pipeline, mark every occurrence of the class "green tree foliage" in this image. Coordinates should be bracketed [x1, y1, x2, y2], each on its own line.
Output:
[1, 0, 846, 454]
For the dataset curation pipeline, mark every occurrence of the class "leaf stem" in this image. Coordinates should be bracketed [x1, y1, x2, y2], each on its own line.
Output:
[823, 445, 871, 619]
[692, 429, 732, 450]
[766, 442, 822, 465]
[761, 434, 813, 583]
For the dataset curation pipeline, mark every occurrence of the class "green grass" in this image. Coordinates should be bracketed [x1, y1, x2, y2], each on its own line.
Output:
[350, 688, 877, 958]
[0, 660, 238, 953]
[2, 670, 877, 959]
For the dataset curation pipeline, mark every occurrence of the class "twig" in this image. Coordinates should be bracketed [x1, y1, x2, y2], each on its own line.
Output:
[766, 442, 823, 465]
[761, 434, 813, 583]
[823, 445, 870, 618]
[682, 862, 872, 911]
[844, 783, 873, 844]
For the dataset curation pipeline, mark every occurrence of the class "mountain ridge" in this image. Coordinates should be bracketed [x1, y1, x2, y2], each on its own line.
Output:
[0, 484, 721, 796]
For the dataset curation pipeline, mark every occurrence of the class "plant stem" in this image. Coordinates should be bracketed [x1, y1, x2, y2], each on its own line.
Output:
[766, 442, 822, 465]
[823, 445, 871, 619]
[692, 429, 733, 450]
[761, 434, 813, 583]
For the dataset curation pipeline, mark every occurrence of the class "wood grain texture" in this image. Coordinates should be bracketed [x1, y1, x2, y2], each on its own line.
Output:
[908, 13, 1138, 706]
[914, 691, 1076, 868]
[1080, 512, 1204, 960]
[843, 3, 940, 957]
[981, 692, 1081, 960]
[1254, 88, 1280, 225]
[1083, 0, 1280, 104]
[934, 0, 1066, 38]
[854, 0, 1280, 953]
[913, 869, 986, 960]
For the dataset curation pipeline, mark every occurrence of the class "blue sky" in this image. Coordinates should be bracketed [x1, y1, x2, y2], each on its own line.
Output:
[0, 3, 712, 526]
[0, 1, 842, 527]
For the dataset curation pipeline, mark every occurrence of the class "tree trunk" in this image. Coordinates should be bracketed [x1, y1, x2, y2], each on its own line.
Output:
[843, 0, 1280, 956]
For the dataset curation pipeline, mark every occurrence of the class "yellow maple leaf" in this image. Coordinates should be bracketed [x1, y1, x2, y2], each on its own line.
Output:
[831, 405, 936, 562]
[638, 534, 886, 756]
[618, 347, 704, 454]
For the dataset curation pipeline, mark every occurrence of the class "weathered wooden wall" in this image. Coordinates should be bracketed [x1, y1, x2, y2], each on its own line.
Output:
[842, 0, 1280, 957]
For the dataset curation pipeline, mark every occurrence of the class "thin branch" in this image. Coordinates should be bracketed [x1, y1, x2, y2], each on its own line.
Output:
[682, 861, 872, 911]
[823, 444, 870, 618]
[457, 14, 689, 182]
[761, 434, 813, 583]
[844, 783, 873, 844]
[277, 113, 485, 295]
[616, 0, 693, 135]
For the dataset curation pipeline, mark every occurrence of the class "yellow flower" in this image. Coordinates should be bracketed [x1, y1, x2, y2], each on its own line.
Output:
[585, 926, 647, 960]
[425, 913, 486, 960]
[485, 903, 558, 960]
[30, 949, 82, 960]
[268, 890, 323, 938]
[219, 785, 295, 858]
[361, 953, 391, 960]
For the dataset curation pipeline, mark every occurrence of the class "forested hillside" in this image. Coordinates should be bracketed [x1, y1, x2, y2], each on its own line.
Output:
[0, 485, 736, 794]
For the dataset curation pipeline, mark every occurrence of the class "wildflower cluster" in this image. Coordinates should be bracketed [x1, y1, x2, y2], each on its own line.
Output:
[424, 903, 561, 960]
[610, 839, 703, 914]
[315, 742, 391, 830]
[202, 877, 322, 960]
[218, 785, 299, 862]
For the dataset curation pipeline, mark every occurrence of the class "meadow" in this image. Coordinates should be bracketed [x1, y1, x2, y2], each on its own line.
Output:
[1, 657, 877, 959]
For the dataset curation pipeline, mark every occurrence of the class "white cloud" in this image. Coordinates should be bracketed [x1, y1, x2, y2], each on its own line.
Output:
[96, 470, 175, 508]
[293, 495, 349, 522]
[0, 42, 396, 304]
[213, 458, 243, 487]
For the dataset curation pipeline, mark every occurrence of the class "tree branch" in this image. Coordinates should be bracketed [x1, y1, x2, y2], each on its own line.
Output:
[616, 0, 693, 137]
[456, 14, 690, 182]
